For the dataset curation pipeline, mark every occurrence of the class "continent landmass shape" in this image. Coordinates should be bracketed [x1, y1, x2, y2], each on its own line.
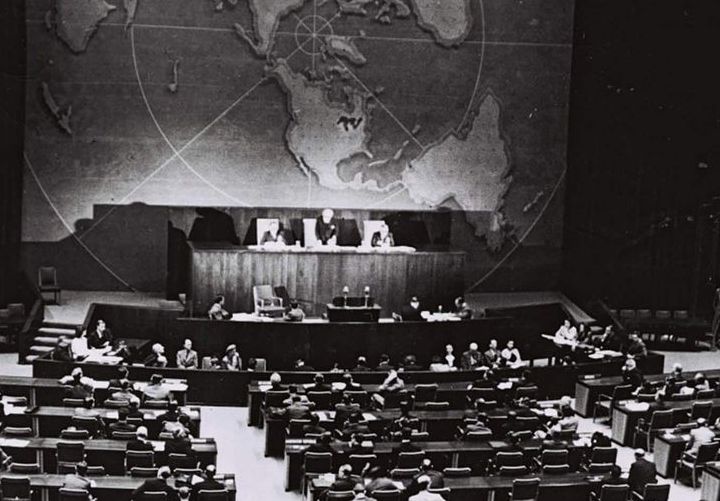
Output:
[41, 82, 73, 135]
[123, 0, 138, 30]
[409, 0, 473, 46]
[402, 93, 511, 239]
[324, 35, 367, 65]
[234, 0, 306, 56]
[55, 0, 116, 53]
[269, 60, 375, 191]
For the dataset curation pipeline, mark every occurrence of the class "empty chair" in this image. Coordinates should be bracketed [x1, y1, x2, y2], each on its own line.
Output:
[111, 430, 137, 440]
[673, 310, 689, 320]
[467, 387, 496, 402]
[413, 384, 438, 402]
[696, 389, 716, 399]
[674, 441, 720, 488]
[515, 386, 538, 400]
[689, 401, 713, 420]
[144, 400, 169, 409]
[540, 449, 568, 467]
[287, 419, 311, 438]
[495, 451, 524, 469]
[130, 467, 159, 477]
[302, 452, 333, 495]
[423, 401, 450, 410]
[60, 429, 90, 440]
[509, 477, 540, 501]
[71, 416, 100, 437]
[632, 483, 670, 501]
[542, 464, 570, 474]
[348, 454, 377, 474]
[635, 409, 674, 451]
[636, 309, 651, 320]
[58, 488, 92, 501]
[85, 465, 106, 476]
[38, 266, 61, 304]
[103, 398, 130, 409]
[306, 391, 332, 410]
[9, 462, 41, 474]
[372, 489, 402, 501]
[325, 492, 354, 501]
[592, 484, 630, 501]
[253, 285, 284, 317]
[390, 468, 419, 479]
[619, 309, 636, 320]
[427, 487, 451, 500]
[500, 465, 529, 476]
[126, 450, 154, 471]
[588, 463, 614, 474]
[264, 390, 290, 408]
[1, 476, 32, 501]
[197, 490, 228, 501]
[670, 393, 693, 401]
[594, 384, 633, 421]
[168, 453, 198, 470]
[396, 451, 425, 468]
[442, 467, 471, 477]
[465, 429, 493, 440]
[587, 447, 618, 472]
[133, 493, 167, 501]
[3, 426, 33, 437]
[410, 431, 430, 441]
[57, 442, 85, 471]
[343, 391, 369, 407]
[62, 398, 86, 407]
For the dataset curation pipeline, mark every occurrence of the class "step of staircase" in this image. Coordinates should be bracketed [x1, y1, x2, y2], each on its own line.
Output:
[24, 355, 39, 363]
[41, 321, 80, 330]
[37, 327, 76, 337]
[34, 336, 61, 346]
[29, 345, 53, 355]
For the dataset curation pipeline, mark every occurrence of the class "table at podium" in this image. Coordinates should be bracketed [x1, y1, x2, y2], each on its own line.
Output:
[326, 297, 382, 322]
[187, 242, 466, 317]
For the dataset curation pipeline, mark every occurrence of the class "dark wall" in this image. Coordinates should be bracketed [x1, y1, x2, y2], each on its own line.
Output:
[0, 0, 25, 305]
[564, 0, 720, 314]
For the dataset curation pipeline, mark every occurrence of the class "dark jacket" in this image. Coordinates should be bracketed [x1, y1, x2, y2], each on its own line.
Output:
[623, 369, 644, 389]
[126, 439, 154, 452]
[400, 305, 423, 322]
[132, 478, 177, 501]
[628, 458, 657, 494]
[87, 329, 113, 349]
[191, 478, 225, 501]
[165, 437, 194, 456]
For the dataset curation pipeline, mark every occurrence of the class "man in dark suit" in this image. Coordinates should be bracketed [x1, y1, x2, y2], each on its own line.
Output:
[622, 358, 644, 389]
[352, 356, 371, 371]
[407, 459, 444, 496]
[126, 427, 154, 452]
[306, 432, 336, 453]
[107, 408, 137, 436]
[399, 296, 424, 321]
[334, 394, 361, 426]
[165, 428, 194, 456]
[342, 373, 363, 392]
[628, 449, 657, 494]
[108, 366, 131, 389]
[461, 343, 483, 370]
[315, 209, 338, 245]
[308, 373, 332, 392]
[191, 464, 225, 501]
[87, 319, 113, 349]
[287, 395, 314, 420]
[269, 372, 288, 391]
[131, 466, 177, 501]
[330, 464, 362, 491]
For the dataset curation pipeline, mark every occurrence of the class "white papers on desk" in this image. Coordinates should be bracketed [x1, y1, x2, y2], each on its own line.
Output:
[150, 440, 165, 452]
[331, 383, 346, 391]
[362, 413, 377, 421]
[103, 410, 119, 420]
[257, 383, 271, 392]
[5, 406, 27, 415]
[624, 402, 650, 412]
[0, 438, 30, 448]
[497, 382, 513, 390]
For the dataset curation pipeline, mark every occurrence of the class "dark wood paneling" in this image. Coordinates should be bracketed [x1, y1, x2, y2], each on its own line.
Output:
[188, 243, 466, 316]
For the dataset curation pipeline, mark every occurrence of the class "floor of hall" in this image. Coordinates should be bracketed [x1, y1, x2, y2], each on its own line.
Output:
[3, 291, 709, 500]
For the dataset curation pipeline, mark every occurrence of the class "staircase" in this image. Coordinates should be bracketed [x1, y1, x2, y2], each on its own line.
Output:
[25, 321, 79, 363]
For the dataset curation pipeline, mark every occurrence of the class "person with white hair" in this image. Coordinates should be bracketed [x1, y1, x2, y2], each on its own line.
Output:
[221, 344, 241, 370]
[461, 342, 482, 370]
[59, 367, 96, 400]
[371, 222, 394, 248]
[408, 474, 446, 500]
[143, 343, 167, 367]
[142, 374, 172, 402]
[126, 426, 153, 452]
[622, 357, 644, 388]
[687, 417, 715, 455]
[131, 466, 175, 500]
[628, 449, 657, 494]
[379, 369, 404, 393]
[315, 208, 338, 245]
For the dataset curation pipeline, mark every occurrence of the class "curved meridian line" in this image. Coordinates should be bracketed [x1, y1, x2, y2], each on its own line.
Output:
[24, 153, 136, 291]
[458, 0, 486, 132]
[466, 168, 567, 291]
[129, 27, 252, 206]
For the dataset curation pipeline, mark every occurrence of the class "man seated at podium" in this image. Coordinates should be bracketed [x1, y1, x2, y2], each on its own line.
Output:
[208, 295, 231, 320]
[371, 222, 395, 248]
[259, 220, 286, 246]
[397, 296, 424, 322]
[316, 208, 338, 245]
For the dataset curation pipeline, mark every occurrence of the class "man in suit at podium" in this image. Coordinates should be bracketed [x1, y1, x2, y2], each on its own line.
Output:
[399, 296, 424, 321]
[260, 220, 286, 246]
[316, 209, 338, 245]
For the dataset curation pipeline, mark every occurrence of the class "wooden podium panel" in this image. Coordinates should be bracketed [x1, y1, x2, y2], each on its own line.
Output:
[188, 243, 466, 317]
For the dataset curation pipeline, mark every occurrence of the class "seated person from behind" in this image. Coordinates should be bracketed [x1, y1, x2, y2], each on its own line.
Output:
[409, 474, 446, 501]
[126, 400, 144, 420]
[109, 366, 131, 389]
[330, 464, 362, 492]
[453, 296, 473, 320]
[353, 356, 372, 371]
[306, 432, 335, 453]
[131, 466, 177, 501]
[111, 379, 140, 406]
[191, 464, 225, 497]
[315, 208, 338, 246]
[260, 220, 286, 246]
[398, 295, 424, 322]
[686, 418, 715, 455]
[429, 355, 451, 372]
[392, 427, 422, 457]
[308, 373, 332, 392]
[375, 354, 394, 371]
[365, 466, 396, 495]
[379, 369, 404, 393]
[268, 372, 288, 392]
[341, 412, 371, 437]
[176, 338, 198, 369]
[143, 343, 168, 368]
[208, 294, 231, 320]
[401, 354, 424, 371]
[549, 405, 579, 436]
[127, 426, 154, 451]
[303, 414, 327, 436]
[287, 395, 314, 420]
[335, 394, 361, 426]
[221, 344, 241, 370]
[165, 427, 194, 456]
[284, 301, 305, 322]
[371, 222, 395, 248]
[62, 462, 96, 498]
[108, 407, 137, 435]
[626, 332, 648, 358]
[409, 459, 444, 495]
[599, 464, 626, 489]
[292, 357, 315, 371]
[628, 448, 657, 495]
[342, 372, 363, 391]
[142, 374, 173, 402]
[692, 372, 710, 392]
[60, 367, 95, 400]
[87, 319, 113, 349]
[51, 337, 73, 362]
[500, 340, 523, 367]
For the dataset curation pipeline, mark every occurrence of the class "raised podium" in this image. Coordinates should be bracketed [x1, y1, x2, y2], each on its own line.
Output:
[326, 296, 381, 322]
